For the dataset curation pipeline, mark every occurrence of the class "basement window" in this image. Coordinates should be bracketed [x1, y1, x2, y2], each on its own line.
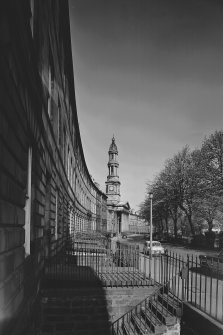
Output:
[24, 147, 32, 256]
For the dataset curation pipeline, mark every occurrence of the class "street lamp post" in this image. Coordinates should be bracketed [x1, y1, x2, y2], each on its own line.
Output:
[149, 191, 153, 279]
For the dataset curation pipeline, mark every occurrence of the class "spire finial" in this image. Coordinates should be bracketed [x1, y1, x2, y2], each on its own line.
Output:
[109, 135, 118, 154]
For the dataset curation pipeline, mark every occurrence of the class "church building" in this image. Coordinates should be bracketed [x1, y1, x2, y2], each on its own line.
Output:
[105, 136, 130, 234]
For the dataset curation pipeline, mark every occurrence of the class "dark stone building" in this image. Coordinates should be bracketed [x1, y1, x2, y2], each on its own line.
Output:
[0, 1, 107, 334]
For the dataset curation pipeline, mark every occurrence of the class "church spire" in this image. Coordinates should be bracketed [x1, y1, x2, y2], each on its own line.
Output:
[105, 136, 121, 205]
[109, 135, 118, 154]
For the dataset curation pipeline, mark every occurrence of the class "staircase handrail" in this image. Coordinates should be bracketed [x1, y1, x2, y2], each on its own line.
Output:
[111, 273, 182, 332]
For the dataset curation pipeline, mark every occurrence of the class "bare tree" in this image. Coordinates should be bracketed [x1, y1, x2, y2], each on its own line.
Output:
[141, 130, 223, 239]
[200, 130, 223, 193]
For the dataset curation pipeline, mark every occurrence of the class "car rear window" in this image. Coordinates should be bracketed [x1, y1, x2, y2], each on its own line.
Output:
[145, 242, 161, 247]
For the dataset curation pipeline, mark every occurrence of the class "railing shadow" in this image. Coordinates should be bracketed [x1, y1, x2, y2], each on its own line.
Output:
[42, 265, 112, 334]
[44, 233, 153, 288]
[38, 233, 114, 334]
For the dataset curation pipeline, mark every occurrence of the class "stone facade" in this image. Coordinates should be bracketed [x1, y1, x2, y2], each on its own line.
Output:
[129, 212, 149, 234]
[0, 1, 107, 334]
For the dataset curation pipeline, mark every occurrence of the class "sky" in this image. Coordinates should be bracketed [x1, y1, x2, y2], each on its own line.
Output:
[69, 0, 223, 211]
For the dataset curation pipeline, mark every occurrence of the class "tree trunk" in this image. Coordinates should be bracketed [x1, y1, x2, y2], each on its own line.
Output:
[173, 217, 178, 239]
[206, 220, 215, 249]
[179, 204, 195, 237]
[170, 207, 178, 239]
[187, 214, 195, 236]
[208, 220, 213, 233]
[160, 219, 164, 231]
[165, 217, 169, 237]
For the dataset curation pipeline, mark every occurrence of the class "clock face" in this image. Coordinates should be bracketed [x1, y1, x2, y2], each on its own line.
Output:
[109, 185, 114, 191]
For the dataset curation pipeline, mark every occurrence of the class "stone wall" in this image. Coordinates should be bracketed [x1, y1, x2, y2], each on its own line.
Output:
[0, 1, 107, 334]
[105, 286, 156, 321]
[129, 213, 149, 233]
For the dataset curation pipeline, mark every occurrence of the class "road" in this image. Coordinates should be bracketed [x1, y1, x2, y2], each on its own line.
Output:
[118, 234, 219, 259]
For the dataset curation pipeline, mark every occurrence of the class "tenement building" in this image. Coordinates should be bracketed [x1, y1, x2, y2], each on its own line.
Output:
[0, 1, 107, 334]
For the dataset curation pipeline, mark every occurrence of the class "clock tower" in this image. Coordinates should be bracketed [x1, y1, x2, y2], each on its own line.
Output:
[105, 136, 121, 205]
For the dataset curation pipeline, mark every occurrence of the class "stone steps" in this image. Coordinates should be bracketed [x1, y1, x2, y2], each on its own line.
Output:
[131, 313, 154, 334]
[112, 288, 181, 335]
[147, 299, 177, 326]
[157, 290, 182, 317]
[140, 306, 167, 334]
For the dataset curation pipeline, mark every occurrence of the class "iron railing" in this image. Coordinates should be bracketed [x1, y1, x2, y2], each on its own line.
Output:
[44, 233, 152, 287]
[151, 252, 223, 323]
[186, 254, 223, 323]
[44, 233, 223, 323]
[111, 276, 181, 335]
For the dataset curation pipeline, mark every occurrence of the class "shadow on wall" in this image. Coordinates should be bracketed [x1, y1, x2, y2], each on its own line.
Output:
[39, 266, 111, 335]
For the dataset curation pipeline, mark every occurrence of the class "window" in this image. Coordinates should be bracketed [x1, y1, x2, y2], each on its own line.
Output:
[48, 46, 55, 119]
[63, 126, 66, 164]
[70, 158, 72, 185]
[55, 190, 58, 239]
[69, 209, 73, 236]
[24, 147, 32, 256]
[58, 97, 62, 146]
[30, 0, 34, 37]
[44, 172, 52, 257]
[67, 146, 70, 180]
[73, 168, 75, 191]
[73, 126, 76, 148]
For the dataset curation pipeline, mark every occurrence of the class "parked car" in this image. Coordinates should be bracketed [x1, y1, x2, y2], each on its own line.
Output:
[106, 232, 116, 239]
[143, 241, 165, 256]
[199, 249, 223, 275]
[121, 232, 135, 239]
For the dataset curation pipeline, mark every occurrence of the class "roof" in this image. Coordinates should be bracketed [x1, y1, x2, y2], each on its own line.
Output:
[117, 201, 130, 210]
